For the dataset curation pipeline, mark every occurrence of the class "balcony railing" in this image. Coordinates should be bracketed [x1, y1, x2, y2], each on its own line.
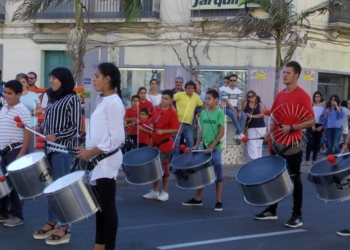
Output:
[191, 9, 243, 19]
[329, 0, 350, 25]
[33, 0, 160, 21]
[0, 0, 5, 21]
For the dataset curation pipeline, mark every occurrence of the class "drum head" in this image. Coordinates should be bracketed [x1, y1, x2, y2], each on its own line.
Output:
[123, 148, 160, 166]
[7, 152, 46, 172]
[171, 152, 211, 170]
[237, 156, 286, 185]
[44, 171, 85, 194]
[310, 154, 350, 175]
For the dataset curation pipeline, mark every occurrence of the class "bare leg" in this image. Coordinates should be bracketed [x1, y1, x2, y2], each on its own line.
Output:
[93, 244, 104, 250]
[216, 182, 223, 202]
[195, 188, 204, 201]
[153, 180, 160, 191]
[162, 176, 170, 192]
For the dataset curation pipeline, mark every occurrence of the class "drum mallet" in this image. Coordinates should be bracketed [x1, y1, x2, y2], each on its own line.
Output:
[36, 136, 68, 149]
[326, 153, 350, 164]
[241, 136, 264, 142]
[124, 122, 136, 128]
[0, 176, 6, 182]
[137, 119, 156, 132]
[35, 143, 77, 155]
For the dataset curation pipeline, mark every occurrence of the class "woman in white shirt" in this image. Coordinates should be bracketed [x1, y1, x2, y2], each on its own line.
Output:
[76, 62, 125, 250]
[146, 78, 162, 107]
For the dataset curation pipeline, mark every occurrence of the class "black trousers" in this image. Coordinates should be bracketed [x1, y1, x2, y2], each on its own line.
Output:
[0, 148, 23, 219]
[95, 178, 118, 250]
[305, 124, 323, 161]
[268, 150, 303, 216]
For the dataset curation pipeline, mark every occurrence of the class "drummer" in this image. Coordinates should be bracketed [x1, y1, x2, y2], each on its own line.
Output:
[254, 61, 314, 228]
[33, 67, 82, 245]
[76, 62, 124, 250]
[143, 90, 180, 202]
[182, 90, 225, 211]
[0, 80, 31, 227]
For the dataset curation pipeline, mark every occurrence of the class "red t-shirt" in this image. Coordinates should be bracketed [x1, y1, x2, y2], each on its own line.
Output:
[139, 118, 151, 145]
[271, 87, 314, 144]
[124, 107, 138, 135]
[152, 107, 180, 152]
[139, 100, 154, 117]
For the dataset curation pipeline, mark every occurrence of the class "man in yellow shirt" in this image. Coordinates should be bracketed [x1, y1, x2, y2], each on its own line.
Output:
[173, 80, 203, 158]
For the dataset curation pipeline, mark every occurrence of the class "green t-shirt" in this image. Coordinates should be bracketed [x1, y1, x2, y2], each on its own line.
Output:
[198, 108, 225, 150]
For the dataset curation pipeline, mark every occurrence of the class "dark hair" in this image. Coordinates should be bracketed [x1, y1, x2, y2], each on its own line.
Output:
[285, 61, 302, 78]
[229, 74, 238, 79]
[131, 95, 140, 101]
[195, 80, 202, 85]
[247, 90, 258, 104]
[46, 67, 76, 103]
[224, 76, 230, 80]
[97, 63, 122, 99]
[256, 95, 261, 103]
[175, 76, 183, 82]
[137, 87, 147, 95]
[140, 107, 149, 115]
[149, 79, 159, 85]
[4, 80, 23, 94]
[27, 72, 37, 79]
[206, 89, 219, 99]
[184, 80, 196, 90]
[162, 89, 173, 99]
[312, 91, 324, 103]
[341, 100, 348, 108]
[327, 94, 340, 107]
[16, 73, 29, 83]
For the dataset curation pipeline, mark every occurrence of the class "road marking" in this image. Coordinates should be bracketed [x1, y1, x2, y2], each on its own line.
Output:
[157, 229, 307, 249]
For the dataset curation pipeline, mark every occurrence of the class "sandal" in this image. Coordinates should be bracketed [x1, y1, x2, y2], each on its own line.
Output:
[304, 161, 310, 166]
[33, 222, 58, 240]
[45, 227, 71, 245]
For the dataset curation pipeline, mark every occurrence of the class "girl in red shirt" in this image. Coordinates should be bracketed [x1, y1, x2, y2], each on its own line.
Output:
[137, 87, 154, 117]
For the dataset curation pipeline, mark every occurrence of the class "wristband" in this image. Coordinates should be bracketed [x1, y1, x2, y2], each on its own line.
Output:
[290, 125, 294, 132]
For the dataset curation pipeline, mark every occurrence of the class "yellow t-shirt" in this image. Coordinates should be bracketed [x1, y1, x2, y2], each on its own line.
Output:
[174, 92, 203, 124]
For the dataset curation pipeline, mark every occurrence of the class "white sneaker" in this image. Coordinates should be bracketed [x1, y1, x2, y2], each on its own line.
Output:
[233, 135, 240, 140]
[143, 190, 159, 199]
[157, 191, 169, 201]
[238, 133, 245, 139]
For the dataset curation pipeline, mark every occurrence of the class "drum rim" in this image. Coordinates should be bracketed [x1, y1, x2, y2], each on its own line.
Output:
[171, 152, 212, 170]
[122, 147, 160, 166]
[236, 155, 287, 185]
[43, 170, 85, 194]
[309, 158, 350, 176]
[7, 152, 46, 172]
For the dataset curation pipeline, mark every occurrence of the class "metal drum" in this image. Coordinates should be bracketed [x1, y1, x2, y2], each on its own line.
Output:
[122, 148, 163, 185]
[7, 152, 54, 200]
[236, 155, 293, 206]
[0, 157, 12, 198]
[171, 152, 215, 189]
[308, 154, 350, 202]
[43, 171, 100, 226]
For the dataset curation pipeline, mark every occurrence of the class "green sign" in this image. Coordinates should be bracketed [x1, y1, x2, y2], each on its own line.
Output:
[190, 0, 244, 10]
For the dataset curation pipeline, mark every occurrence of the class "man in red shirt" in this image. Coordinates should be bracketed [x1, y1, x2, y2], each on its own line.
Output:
[254, 61, 315, 228]
[143, 90, 180, 202]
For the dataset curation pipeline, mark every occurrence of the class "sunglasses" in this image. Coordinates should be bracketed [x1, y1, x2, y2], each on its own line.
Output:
[229, 79, 237, 82]
[248, 95, 255, 98]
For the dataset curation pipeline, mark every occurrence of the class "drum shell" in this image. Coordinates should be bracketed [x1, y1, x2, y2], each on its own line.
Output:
[171, 153, 215, 190]
[0, 158, 12, 199]
[44, 171, 99, 226]
[236, 156, 293, 206]
[308, 156, 350, 202]
[7, 153, 54, 200]
[122, 148, 163, 185]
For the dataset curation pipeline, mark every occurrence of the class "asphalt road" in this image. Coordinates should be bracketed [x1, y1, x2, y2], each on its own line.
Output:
[1, 169, 350, 250]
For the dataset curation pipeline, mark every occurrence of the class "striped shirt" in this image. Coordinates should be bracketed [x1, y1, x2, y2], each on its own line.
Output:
[42, 94, 82, 152]
[0, 103, 31, 150]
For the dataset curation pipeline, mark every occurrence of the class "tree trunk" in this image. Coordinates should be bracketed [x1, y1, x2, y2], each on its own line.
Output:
[274, 66, 281, 98]
[274, 37, 283, 98]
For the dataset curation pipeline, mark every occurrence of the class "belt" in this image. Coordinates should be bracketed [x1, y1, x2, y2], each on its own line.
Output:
[0, 142, 22, 156]
[87, 148, 120, 171]
[154, 138, 171, 148]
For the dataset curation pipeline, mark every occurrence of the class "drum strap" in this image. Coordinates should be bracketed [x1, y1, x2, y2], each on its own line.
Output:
[0, 142, 22, 156]
[154, 138, 171, 148]
[87, 147, 120, 171]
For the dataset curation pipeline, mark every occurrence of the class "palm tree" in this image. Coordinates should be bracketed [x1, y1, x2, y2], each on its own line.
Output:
[7, 0, 143, 85]
[217, 0, 343, 97]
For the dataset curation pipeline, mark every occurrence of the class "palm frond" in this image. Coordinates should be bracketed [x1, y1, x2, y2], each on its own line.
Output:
[122, 0, 142, 23]
[301, 0, 343, 17]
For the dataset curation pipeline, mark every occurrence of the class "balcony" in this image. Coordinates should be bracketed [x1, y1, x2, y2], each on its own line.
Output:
[328, 0, 350, 28]
[0, 0, 5, 22]
[32, 0, 160, 23]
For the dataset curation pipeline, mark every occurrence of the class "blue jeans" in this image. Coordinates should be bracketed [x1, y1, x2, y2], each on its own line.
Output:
[212, 149, 223, 182]
[173, 123, 194, 158]
[47, 152, 73, 222]
[225, 107, 247, 135]
[325, 128, 342, 155]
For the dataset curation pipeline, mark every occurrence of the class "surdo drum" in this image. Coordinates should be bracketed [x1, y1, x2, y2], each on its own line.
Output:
[236, 156, 293, 206]
[122, 148, 163, 185]
[43, 171, 100, 226]
[7, 152, 54, 200]
[171, 152, 215, 189]
[0, 157, 12, 199]
[308, 154, 350, 202]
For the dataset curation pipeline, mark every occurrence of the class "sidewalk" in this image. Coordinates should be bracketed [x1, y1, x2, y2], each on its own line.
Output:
[117, 146, 327, 184]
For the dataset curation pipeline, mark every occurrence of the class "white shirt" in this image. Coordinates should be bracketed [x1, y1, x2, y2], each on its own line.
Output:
[86, 94, 125, 184]
[146, 93, 162, 107]
[0, 103, 31, 150]
[341, 106, 350, 134]
[221, 86, 243, 107]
